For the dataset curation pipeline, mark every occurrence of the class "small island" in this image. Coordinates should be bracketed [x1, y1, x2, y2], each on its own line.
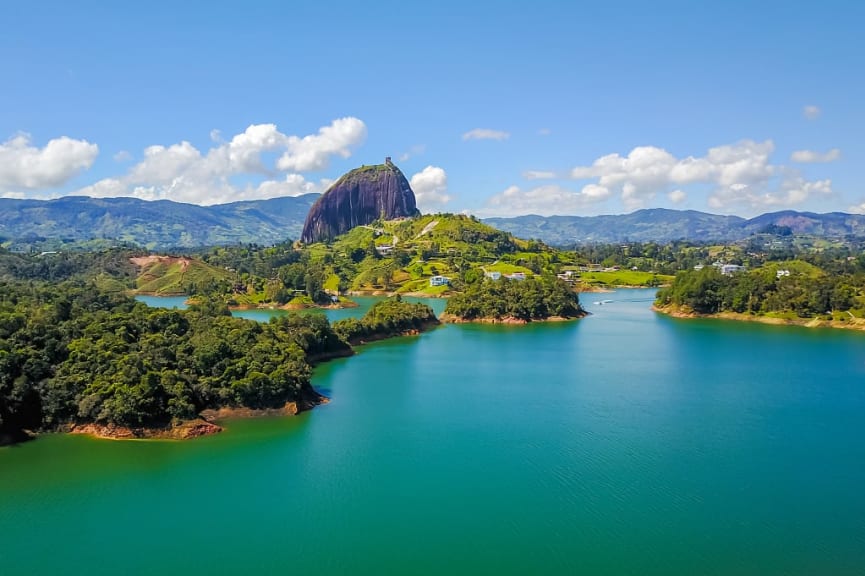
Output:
[333, 297, 439, 344]
[441, 276, 586, 323]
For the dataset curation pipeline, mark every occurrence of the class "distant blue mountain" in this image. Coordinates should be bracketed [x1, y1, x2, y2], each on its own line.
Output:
[484, 208, 865, 244]
[3, 195, 864, 249]
[0, 194, 319, 249]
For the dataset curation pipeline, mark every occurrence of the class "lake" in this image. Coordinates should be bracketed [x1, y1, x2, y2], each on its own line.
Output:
[2, 289, 864, 575]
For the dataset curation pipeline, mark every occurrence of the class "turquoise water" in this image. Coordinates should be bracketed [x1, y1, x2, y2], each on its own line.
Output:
[3, 289, 865, 575]
[134, 294, 448, 321]
[135, 294, 189, 309]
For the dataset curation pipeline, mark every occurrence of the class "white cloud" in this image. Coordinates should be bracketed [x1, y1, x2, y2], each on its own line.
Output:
[668, 189, 687, 204]
[708, 177, 832, 211]
[483, 139, 834, 215]
[462, 128, 510, 141]
[0, 133, 98, 191]
[77, 118, 364, 205]
[410, 166, 452, 210]
[790, 148, 841, 163]
[849, 203, 865, 214]
[129, 141, 203, 184]
[803, 105, 821, 120]
[113, 150, 132, 163]
[537, 128, 551, 136]
[398, 144, 426, 162]
[567, 139, 830, 211]
[572, 140, 775, 195]
[482, 183, 611, 216]
[247, 174, 322, 199]
[277, 117, 366, 171]
[523, 170, 556, 180]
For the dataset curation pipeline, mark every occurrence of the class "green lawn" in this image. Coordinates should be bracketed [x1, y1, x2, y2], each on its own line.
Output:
[580, 270, 674, 287]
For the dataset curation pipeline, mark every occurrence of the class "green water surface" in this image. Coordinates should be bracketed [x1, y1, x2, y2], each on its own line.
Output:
[3, 289, 864, 575]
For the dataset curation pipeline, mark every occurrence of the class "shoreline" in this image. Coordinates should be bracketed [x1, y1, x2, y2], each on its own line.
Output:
[439, 312, 586, 325]
[653, 305, 865, 332]
[345, 319, 441, 345]
[134, 292, 360, 311]
[68, 418, 223, 441]
[67, 392, 331, 442]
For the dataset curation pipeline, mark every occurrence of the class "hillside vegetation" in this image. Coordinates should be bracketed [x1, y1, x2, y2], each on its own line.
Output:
[0, 281, 350, 441]
[444, 276, 584, 322]
[655, 260, 865, 322]
[133, 256, 234, 295]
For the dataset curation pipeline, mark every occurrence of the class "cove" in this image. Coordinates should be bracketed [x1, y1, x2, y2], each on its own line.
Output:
[2, 289, 865, 575]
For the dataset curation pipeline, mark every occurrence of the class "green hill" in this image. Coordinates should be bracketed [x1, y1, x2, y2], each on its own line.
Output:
[0, 195, 317, 250]
[133, 256, 235, 295]
[303, 213, 576, 296]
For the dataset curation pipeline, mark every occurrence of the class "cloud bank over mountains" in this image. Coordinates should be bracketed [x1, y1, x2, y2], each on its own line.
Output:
[1, 118, 369, 205]
[0, 118, 853, 217]
[484, 139, 837, 216]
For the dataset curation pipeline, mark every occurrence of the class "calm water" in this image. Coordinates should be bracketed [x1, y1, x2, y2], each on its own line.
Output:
[3, 289, 865, 575]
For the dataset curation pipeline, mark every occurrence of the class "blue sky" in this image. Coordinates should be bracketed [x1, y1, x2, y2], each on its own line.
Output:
[1, 0, 862, 217]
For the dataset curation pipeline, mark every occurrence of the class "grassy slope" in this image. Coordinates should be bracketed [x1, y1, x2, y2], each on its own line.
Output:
[135, 258, 234, 294]
[304, 213, 576, 294]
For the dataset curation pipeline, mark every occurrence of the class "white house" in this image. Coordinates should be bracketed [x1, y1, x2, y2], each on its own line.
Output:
[504, 272, 526, 281]
[485, 271, 502, 280]
[720, 264, 746, 275]
[429, 275, 451, 287]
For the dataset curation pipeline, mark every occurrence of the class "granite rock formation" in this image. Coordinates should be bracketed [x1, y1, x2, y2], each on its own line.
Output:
[300, 158, 418, 243]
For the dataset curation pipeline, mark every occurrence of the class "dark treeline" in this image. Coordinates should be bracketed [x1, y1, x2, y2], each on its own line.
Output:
[333, 298, 439, 344]
[1, 278, 442, 441]
[445, 277, 584, 321]
[0, 247, 138, 284]
[0, 281, 349, 439]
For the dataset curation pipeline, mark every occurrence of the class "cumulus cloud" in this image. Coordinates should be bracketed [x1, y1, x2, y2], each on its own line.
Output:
[790, 148, 841, 163]
[668, 189, 687, 204]
[523, 170, 556, 180]
[462, 128, 510, 141]
[398, 144, 426, 162]
[573, 140, 774, 189]
[76, 118, 365, 205]
[803, 105, 821, 120]
[0, 133, 98, 191]
[849, 202, 865, 215]
[482, 183, 612, 216]
[566, 139, 832, 211]
[708, 177, 832, 211]
[484, 139, 835, 215]
[277, 117, 366, 171]
[410, 166, 452, 210]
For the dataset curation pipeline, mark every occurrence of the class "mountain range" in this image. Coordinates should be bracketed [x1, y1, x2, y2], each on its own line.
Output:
[3, 195, 865, 248]
[485, 209, 865, 244]
[0, 195, 318, 249]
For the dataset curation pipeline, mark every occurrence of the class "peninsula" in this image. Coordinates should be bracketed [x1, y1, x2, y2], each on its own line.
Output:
[653, 260, 865, 331]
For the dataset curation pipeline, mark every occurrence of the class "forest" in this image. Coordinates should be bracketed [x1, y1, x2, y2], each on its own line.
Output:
[444, 276, 584, 322]
[333, 298, 439, 344]
[655, 261, 865, 319]
[0, 279, 437, 442]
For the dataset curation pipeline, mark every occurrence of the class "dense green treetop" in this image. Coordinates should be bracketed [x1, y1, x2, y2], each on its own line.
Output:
[655, 261, 865, 318]
[0, 281, 349, 438]
[333, 298, 439, 344]
[444, 277, 584, 322]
